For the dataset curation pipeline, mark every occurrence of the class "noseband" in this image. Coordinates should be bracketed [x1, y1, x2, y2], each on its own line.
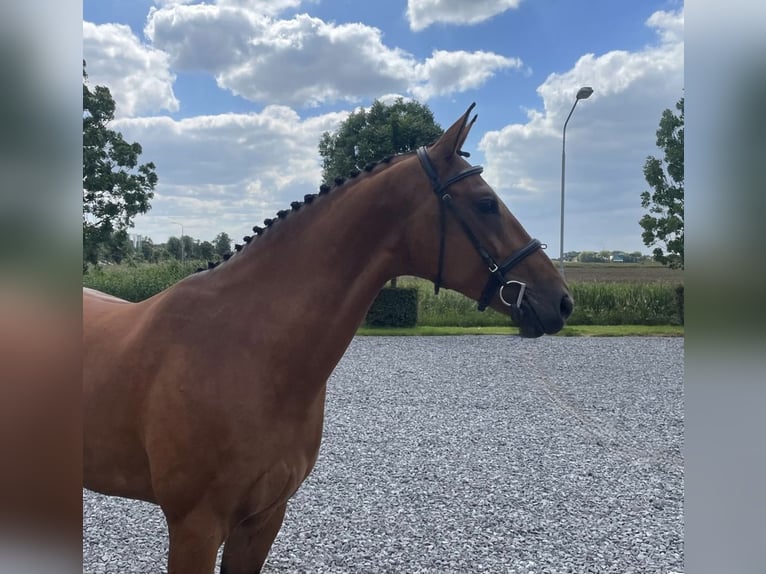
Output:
[416, 146, 542, 312]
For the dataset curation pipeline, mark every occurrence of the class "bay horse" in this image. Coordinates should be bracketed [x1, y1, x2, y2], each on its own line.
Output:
[83, 104, 573, 573]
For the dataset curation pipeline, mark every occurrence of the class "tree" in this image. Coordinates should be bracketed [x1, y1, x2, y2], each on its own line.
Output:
[198, 240, 215, 261]
[214, 232, 232, 258]
[180, 235, 195, 261]
[140, 237, 156, 262]
[318, 98, 443, 184]
[83, 61, 158, 267]
[640, 97, 684, 269]
[578, 251, 602, 263]
[166, 236, 183, 260]
[106, 230, 135, 264]
[563, 251, 580, 262]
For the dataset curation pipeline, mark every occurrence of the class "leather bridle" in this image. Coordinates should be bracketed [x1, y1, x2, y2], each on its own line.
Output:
[416, 146, 543, 312]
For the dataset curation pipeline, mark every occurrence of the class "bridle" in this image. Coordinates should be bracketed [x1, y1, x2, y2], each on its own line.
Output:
[416, 146, 543, 312]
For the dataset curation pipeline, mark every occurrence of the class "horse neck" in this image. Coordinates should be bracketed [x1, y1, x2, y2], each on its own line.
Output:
[195, 160, 420, 379]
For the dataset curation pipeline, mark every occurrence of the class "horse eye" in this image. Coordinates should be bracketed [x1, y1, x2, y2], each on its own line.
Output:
[476, 198, 499, 214]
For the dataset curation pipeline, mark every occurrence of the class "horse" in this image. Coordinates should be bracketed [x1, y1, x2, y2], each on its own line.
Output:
[83, 103, 573, 573]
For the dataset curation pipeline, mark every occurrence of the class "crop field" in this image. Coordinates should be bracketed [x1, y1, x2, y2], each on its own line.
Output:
[559, 262, 683, 284]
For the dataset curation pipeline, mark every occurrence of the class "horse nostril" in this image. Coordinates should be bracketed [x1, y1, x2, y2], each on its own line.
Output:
[560, 294, 574, 319]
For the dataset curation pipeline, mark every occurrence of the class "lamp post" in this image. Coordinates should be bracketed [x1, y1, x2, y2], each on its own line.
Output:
[559, 86, 593, 276]
[170, 220, 185, 263]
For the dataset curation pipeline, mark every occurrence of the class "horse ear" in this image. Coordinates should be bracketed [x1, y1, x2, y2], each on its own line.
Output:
[431, 102, 477, 160]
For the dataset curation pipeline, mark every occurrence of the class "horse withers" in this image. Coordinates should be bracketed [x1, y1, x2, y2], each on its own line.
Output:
[83, 104, 573, 573]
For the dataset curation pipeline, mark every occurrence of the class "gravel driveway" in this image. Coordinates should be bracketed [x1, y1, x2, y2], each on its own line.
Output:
[84, 336, 684, 573]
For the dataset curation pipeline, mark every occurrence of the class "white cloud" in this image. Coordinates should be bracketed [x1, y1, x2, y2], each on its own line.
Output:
[646, 8, 684, 44]
[151, 0, 307, 13]
[478, 8, 684, 252]
[83, 21, 179, 117]
[217, 0, 311, 14]
[413, 50, 523, 100]
[214, 15, 418, 106]
[407, 0, 523, 31]
[113, 106, 349, 243]
[144, 4, 520, 106]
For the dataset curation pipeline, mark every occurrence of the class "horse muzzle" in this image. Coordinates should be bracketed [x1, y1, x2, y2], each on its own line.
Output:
[510, 291, 573, 338]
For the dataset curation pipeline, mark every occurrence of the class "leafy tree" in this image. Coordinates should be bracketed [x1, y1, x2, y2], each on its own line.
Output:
[106, 230, 135, 264]
[578, 251, 602, 263]
[198, 241, 215, 261]
[640, 97, 684, 269]
[83, 61, 158, 267]
[214, 232, 232, 258]
[166, 236, 183, 260]
[180, 235, 195, 261]
[140, 237, 156, 262]
[154, 246, 172, 262]
[318, 98, 443, 184]
[563, 251, 580, 262]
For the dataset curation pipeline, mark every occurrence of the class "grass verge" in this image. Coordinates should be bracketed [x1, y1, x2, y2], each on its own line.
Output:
[356, 325, 684, 337]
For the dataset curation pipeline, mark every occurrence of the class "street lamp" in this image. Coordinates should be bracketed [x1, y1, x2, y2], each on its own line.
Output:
[559, 86, 593, 276]
[170, 220, 185, 263]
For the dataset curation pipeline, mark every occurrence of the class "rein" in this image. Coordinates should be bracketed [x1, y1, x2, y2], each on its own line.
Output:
[416, 146, 542, 312]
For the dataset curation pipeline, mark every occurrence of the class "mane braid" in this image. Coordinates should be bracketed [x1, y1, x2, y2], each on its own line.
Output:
[195, 149, 412, 274]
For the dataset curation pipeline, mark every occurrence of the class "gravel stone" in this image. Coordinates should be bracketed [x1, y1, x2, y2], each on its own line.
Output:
[83, 336, 684, 573]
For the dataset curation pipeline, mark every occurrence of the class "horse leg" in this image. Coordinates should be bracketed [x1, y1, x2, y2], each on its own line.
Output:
[166, 508, 225, 574]
[220, 503, 288, 574]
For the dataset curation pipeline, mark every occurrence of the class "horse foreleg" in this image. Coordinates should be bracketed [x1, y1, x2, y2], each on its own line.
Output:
[166, 508, 225, 574]
[220, 503, 287, 574]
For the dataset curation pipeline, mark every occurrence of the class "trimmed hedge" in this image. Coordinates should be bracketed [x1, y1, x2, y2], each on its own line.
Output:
[365, 287, 419, 327]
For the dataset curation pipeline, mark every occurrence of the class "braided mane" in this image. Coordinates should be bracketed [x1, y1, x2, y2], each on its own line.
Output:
[195, 153, 404, 272]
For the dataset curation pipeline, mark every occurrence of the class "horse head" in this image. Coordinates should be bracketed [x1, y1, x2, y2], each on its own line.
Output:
[401, 103, 573, 337]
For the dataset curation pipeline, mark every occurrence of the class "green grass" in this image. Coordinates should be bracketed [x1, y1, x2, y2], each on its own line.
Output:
[568, 282, 681, 325]
[83, 260, 205, 302]
[357, 325, 684, 337]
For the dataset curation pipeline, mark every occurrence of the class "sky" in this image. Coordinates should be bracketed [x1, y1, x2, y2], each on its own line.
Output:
[83, 0, 684, 254]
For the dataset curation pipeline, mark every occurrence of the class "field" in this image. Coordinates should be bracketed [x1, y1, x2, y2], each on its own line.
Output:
[558, 262, 683, 284]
